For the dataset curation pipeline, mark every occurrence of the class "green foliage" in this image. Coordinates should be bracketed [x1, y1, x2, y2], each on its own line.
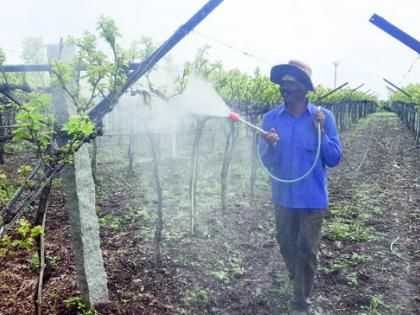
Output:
[127, 36, 174, 100]
[0, 48, 6, 65]
[9, 17, 132, 170]
[64, 17, 130, 111]
[16, 164, 36, 187]
[0, 219, 43, 257]
[306, 90, 318, 103]
[29, 252, 40, 270]
[51, 60, 77, 86]
[13, 92, 55, 163]
[17, 165, 33, 177]
[98, 214, 120, 231]
[62, 114, 95, 138]
[389, 83, 420, 108]
[324, 219, 371, 242]
[97, 16, 121, 46]
[21, 37, 46, 64]
[0, 171, 14, 207]
[138, 227, 154, 240]
[184, 288, 212, 305]
[65, 296, 100, 315]
[1, 38, 47, 88]
[215, 67, 280, 111]
[28, 252, 60, 270]
[315, 85, 378, 104]
[361, 295, 383, 315]
[211, 257, 245, 284]
[180, 46, 377, 115]
[0, 235, 11, 258]
[211, 270, 230, 284]
[272, 276, 293, 297]
[178, 46, 280, 113]
[12, 219, 42, 250]
[128, 36, 157, 62]
[122, 205, 151, 223]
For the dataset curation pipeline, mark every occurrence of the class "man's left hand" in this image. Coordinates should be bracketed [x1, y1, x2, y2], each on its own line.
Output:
[313, 110, 326, 133]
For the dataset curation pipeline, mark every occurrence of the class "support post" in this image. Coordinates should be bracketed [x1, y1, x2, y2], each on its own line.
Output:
[47, 44, 109, 306]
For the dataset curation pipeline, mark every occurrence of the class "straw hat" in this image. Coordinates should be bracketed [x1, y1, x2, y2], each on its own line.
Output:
[270, 60, 315, 91]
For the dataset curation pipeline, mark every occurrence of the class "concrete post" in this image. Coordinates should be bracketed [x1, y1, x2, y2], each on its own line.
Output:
[47, 44, 109, 306]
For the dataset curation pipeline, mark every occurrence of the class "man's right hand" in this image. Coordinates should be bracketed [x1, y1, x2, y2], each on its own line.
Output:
[264, 128, 279, 145]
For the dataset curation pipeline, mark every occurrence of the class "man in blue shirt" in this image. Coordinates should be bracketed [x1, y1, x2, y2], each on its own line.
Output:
[260, 60, 342, 315]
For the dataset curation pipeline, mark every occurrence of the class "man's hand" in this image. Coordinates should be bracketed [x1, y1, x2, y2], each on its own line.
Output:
[313, 109, 326, 134]
[264, 128, 279, 146]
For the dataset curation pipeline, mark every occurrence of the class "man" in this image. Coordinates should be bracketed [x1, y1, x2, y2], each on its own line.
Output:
[260, 60, 342, 315]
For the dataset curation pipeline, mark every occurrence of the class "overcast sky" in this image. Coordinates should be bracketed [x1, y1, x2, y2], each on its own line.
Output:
[1, 0, 419, 99]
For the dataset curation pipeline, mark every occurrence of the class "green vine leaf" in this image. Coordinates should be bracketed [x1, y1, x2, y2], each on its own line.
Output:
[62, 114, 95, 138]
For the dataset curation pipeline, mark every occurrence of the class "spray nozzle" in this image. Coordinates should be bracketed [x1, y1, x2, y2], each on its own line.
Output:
[229, 112, 241, 122]
[228, 111, 267, 136]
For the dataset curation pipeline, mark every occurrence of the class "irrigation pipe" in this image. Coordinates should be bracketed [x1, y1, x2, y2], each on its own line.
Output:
[390, 236, 400, 253]
[390, 236, 411, 272]
[355, 127, 374, 173]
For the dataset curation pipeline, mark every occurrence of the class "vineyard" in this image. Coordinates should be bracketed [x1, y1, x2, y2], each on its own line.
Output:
[0, 4, 419, 315]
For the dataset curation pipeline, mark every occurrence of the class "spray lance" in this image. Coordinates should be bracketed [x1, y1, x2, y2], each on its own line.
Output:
[228, 112, 268, 136]
[227, 82, 348, 183]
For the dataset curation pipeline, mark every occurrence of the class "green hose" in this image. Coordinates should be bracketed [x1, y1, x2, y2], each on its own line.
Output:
[258, 122, 321, 184]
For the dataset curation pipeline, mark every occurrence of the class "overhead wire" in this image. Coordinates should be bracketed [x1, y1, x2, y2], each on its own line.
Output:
[398, 54, 420, 85]
[191, 29, 273, 65]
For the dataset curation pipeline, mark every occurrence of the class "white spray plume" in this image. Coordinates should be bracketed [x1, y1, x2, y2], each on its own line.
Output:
[103, 73, 231, 134]
[172, 74, 231, 118]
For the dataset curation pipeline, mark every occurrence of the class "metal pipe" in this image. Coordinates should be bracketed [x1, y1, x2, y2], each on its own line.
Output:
[386, 86, 397, 94]
[383, 78, 412, 98]
[120, 0, 224, 92]
[369, 14, 420, 54]
[351, 83, 365, 92]
[0, 63, 141, 73]
[86, 0, 224, 123]
[316, 82, 349, 102]
[237, 117, 268, 136]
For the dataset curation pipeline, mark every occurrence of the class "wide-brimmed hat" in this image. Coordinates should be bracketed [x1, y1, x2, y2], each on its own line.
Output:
[270, 60, 315, 91]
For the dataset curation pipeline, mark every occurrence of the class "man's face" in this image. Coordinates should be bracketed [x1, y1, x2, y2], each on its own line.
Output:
[279, 80, 306, 104]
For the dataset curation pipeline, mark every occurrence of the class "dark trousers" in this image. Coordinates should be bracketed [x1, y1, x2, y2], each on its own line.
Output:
[274, 205, 325, 312]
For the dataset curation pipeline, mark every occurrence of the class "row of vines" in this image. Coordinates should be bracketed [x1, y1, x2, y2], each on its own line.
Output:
[386, 83, 420, 145]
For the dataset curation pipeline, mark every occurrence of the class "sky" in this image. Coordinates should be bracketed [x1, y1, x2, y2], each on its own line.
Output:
[1, 0, 419, 100]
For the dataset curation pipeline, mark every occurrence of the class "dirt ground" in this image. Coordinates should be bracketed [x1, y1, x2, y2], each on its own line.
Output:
[0, 112, 419, 315]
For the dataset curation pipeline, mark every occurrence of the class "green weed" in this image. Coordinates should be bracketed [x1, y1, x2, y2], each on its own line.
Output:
[345, 272, 358, 286]
[324, 219, 372, 242]
[64, 296, 99, 315]
[213, 257, 245, 283]
[138, 227, 154, 240]
[361, 295, 383, 315]
[28, 253, 60, 271]
[0, 219, 44, 258]
[122, 205, 151, 223]
[98, 214, 120, 231]
[273, 277, 293, 297]
[28, 252, 40, 270]
[184, 288, 211, 305]
[211, 270, 230, 284]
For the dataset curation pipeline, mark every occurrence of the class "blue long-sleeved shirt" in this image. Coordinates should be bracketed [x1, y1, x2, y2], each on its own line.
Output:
[260, 102, 342, 209]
